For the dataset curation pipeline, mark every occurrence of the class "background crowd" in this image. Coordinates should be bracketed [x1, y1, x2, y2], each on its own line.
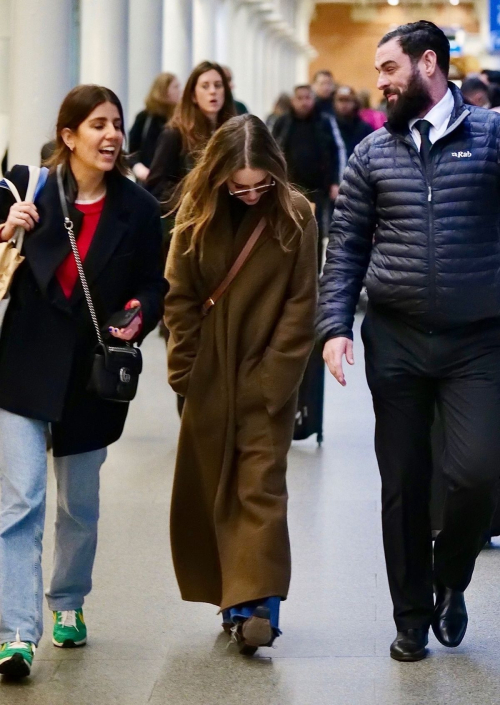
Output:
[123, 60, 500, 258]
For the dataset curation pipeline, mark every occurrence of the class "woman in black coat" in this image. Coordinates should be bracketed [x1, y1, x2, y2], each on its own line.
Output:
[0, 85, 165, 680]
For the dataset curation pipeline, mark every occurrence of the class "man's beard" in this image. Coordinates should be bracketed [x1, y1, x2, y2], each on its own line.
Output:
[385, 67, 433, 131]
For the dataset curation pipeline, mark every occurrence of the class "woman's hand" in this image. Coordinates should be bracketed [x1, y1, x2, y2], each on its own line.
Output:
[133, 163, 150, 182]
[109, 300, 142, 342]
[1, 202, 39, 241]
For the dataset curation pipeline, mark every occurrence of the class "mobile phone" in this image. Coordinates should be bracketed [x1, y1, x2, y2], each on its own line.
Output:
[104, 306, 142, 332]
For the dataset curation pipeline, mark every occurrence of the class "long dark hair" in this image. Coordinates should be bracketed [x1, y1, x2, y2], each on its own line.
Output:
[169, 61, 236, 155]
[46, 84, 129, 175]
[173, 114, 303, 255]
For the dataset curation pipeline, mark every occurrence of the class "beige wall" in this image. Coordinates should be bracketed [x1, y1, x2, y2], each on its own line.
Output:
[309, 3, 479, 106]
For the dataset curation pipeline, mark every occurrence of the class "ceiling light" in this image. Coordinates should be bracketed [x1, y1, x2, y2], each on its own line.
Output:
[449, 0, 459, 5]
[388, 0, 399, 6]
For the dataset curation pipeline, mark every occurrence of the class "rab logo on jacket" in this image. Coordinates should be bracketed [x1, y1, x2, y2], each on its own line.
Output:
[451, 151, 472, 158]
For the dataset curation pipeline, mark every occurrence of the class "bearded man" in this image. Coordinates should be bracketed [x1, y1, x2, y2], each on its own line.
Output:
[317, 21, 500, 662]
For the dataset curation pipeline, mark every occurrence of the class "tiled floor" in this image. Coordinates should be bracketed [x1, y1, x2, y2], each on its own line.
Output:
[1, 315, 500, 704]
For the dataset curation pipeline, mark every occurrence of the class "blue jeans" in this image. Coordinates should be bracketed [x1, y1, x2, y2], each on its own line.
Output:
[0, 409, 106, 645]
[222, 597, 282, 637]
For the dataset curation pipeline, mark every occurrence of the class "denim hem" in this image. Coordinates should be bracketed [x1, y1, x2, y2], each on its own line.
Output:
[46, 598, 85, 612]
[222, 596, 282, 636]
[0, 630, 39, 646]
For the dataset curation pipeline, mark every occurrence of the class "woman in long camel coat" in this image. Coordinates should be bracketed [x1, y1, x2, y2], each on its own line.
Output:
[164, 114, 318, 654]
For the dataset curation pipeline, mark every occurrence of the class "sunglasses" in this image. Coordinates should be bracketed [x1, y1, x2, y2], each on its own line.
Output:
[228, 180, 276, 197]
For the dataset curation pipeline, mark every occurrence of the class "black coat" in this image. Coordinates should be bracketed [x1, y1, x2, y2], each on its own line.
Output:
[317, 83, 500, 341]
[0, 166, 166, 456]
[335, 115, 373, 159]
[272, 110, 339, 194]
[128, 110, 166, 169]
[145, 126, 194, 211]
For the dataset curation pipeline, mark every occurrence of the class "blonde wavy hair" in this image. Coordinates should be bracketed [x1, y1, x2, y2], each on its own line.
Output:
[173, 114, 303, 256]
[145, 72, 178, 121]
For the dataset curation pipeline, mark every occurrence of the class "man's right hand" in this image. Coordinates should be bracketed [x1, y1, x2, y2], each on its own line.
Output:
[323, 336, 354, 386]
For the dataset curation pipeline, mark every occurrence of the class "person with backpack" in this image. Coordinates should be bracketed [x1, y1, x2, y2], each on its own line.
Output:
[0, 84, 165, 679]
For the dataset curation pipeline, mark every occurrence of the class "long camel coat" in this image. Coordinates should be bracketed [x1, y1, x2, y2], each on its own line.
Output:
[164, 191, 318, 611]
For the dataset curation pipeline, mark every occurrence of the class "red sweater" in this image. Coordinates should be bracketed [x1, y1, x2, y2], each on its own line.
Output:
[56, 196, 105, 298]
[55, 195, 143, 338]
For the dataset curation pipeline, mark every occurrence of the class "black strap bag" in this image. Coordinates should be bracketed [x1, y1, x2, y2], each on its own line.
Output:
[57, 165, 142, 403]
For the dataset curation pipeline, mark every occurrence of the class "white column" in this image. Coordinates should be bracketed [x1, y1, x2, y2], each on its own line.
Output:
[80, 0, 129, 119]
[241, 10, 258, 112]
[268, 34, 281, 112]
[276, 36, 288, 94]
[296, 46, 309, 85]
[192, 0, 216, 64]
[232, 2, 249, 104]
[0, 0, 10, 171]
[128, 0, 162, 127]
[253, 16, 266, 118]
[296, 0, 313, 84]
[9, 0, 73, 166]
[262, 27, 276, 119]
[162, 0, 192, 84]
[286, 41, 295, 91]
[251, 4, 275, 120]
[215, 0, 233, 66]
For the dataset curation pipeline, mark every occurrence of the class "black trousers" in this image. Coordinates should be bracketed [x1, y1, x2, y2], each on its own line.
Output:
[361, 305, 500, 630]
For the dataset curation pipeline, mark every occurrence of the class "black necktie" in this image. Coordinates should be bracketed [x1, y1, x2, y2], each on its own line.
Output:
[415, 119, 432, 167]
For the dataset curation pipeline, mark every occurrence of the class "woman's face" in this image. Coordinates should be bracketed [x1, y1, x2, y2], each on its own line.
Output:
[62, 101, 123, 173]
[167, 78, 181, 104]
[227, 167, 273, 206]
[193, 69, 225, 118]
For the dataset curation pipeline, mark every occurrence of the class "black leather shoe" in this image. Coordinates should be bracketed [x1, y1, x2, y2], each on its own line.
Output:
[432, 584, 468, 647]
[390, 629, 428, 662]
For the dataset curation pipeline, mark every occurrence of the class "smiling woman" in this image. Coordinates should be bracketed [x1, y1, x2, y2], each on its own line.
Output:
[46, 85, 129, 181]
[0, 84, 166, 679]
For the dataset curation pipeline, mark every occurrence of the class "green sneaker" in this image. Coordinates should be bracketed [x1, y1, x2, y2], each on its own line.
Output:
[0, 632, 36, 679]
[52, 609, 87, 648]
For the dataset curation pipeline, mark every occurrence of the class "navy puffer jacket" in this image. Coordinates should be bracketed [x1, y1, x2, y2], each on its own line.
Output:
[317, 84, 500, 341]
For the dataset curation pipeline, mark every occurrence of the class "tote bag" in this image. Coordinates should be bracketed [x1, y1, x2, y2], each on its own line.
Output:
[0, 166, 48, 329]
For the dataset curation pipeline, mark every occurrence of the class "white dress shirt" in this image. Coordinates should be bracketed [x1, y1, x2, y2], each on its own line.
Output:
[408, 88, 454, 149]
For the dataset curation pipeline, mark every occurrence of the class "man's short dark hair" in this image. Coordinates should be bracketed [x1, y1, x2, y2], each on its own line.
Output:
[312, 70, 333, 83]
[461, 77, 489, 100]
[294, 84, 313, 94]
[481, 69, 500, 86]
[379, 21, 450, 77]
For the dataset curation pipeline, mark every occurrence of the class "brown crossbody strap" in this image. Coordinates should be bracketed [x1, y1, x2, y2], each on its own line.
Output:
[202, 217, 267, 315]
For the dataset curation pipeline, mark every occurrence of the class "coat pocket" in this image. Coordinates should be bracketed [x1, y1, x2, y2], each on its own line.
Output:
[260, 346, 308, 417]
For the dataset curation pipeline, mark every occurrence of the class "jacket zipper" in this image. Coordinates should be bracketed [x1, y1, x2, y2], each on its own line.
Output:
[398, 136, 435, 320]
[397, 109, 469, 327]
[425, 155, 435, 323]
